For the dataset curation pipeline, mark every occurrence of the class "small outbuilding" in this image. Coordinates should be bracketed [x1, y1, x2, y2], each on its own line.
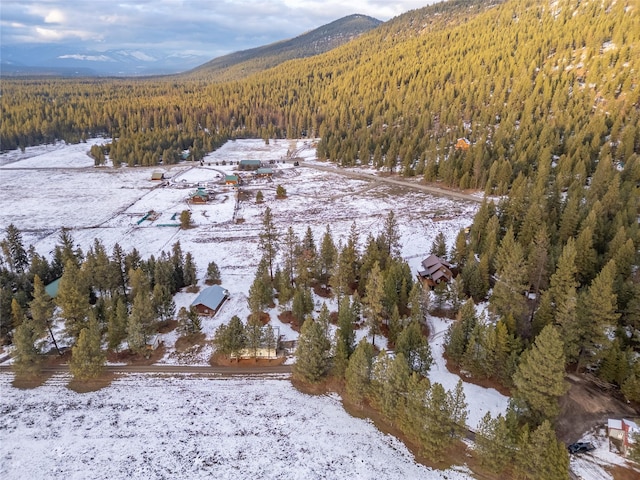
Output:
[417, 254, 453, 288]
[191, 285, 229, 316]
[608, 418, 640, 457]
[151, 171, 165, 181]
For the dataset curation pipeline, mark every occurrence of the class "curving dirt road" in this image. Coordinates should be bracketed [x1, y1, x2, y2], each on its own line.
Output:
[298, 162, 485, 204]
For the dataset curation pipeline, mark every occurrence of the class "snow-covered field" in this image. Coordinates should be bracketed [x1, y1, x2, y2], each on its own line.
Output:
[1, 139, 511, 478]
[0, 373, 474, 480]
[0, 138, 478, 357]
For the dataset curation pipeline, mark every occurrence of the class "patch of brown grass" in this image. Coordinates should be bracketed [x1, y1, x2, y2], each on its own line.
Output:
[607, 463, 640, 480]
[175, 333, 206, 353]
[209, 352, 286, 367]
[185, 285, 200, 293]
[107, 344, 166, 365]
[157, 319, 178, 334]
[67, 372, 115, 393]
[11, 372, 53, 389]
[278, 311, 301, 331]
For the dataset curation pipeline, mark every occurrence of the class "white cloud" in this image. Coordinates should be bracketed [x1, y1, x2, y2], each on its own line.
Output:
[44, 8, 66, 24]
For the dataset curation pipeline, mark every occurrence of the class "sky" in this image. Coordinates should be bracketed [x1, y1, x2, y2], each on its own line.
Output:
[1, 0, 433, 58]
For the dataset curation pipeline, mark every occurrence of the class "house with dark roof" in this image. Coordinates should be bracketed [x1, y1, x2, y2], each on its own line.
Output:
[417, 254, 453, 288]
[191, 285, 229, 316]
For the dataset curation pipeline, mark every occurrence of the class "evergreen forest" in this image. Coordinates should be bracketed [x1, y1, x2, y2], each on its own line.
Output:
[1, 0, 640, 474]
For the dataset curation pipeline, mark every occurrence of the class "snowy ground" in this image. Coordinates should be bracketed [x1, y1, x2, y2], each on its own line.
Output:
[0, 138, 477, 361]
[0, 373, 474, 480]
[569, 426, 640, 480]
[1, 139, 509, 478]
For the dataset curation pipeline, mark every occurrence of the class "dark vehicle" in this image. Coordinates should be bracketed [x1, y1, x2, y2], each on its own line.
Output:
[568, 442, 595, 454]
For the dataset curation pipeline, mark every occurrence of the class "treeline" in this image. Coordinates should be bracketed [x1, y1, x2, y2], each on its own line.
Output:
[1, 224, 202, 379]
[2, 0, 638, 185]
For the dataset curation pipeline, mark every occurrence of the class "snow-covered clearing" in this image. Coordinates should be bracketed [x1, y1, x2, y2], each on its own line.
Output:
[0, 373, 474, 480]
[0, 139, 513, 477]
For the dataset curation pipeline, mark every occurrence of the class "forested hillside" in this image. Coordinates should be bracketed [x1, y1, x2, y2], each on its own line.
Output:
[1, 0, 640, 415]
[189, 14, 382, 82]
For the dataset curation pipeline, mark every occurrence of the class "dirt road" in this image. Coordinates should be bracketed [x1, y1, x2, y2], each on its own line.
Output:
[0, 364, 292, 376]
[299, 163, 485, 204]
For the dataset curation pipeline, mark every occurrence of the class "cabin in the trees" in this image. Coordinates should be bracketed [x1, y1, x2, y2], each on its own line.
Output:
[455, 138, 471, 151]
[225, 174, 240, 186]
[239, 159, 262, 171]
[417, 254, 453, 288]
[608, 418, 640, 457]
[191, 285, 229, 316]
[189, 187, 209, 204]
[151, 171, 165, 181]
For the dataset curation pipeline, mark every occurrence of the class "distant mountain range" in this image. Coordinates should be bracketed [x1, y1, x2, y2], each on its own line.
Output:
[0, 14, 381, 78]
[188, 14, 382, 81]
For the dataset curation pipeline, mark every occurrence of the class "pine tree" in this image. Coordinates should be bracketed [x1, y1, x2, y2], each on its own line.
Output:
[69, 314, 105, 380]
[259, 206, 279, 281]
[515, 420, 569, 480]
[396, 321, 433, 375]
[1, 223, 29, 274]
[364, 262, 385, 346]
[152, 283, 176, 322]
[318, 225, 337, 288]
[490, 228, 529, 331]
[29, 275, 59, 353]
[183, 252, 197, 286]
[512, 325, 568, 424]
[206, 260, 221, 284]
[548, 238, 579, 362]
[57, 259, 90, 340]
[381, 210, 401, 258]
[12, 319, 41, 378]
[345, 339, 375, 405]
[293, 317, 331, 383]
[475, 413, 514, 474]
[421, 382, 454, 460]
[445, 298, 477, 364]
[107, 297, 128, 352]
[214, 315, 247, 359]
[430, 231, 448, 259]
[372, 351, 410, 424]
[177, 306, 201, 336]
[180, 210, 192, 229]
[11, 298, 26, 330]
[245, 316, 264, 358]
[576, 259, 620, 371]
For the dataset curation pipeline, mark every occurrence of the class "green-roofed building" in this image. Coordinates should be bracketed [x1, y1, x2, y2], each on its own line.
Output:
[255, 167, 274, 177]
[225, 175, 239, 186]
[190, 187, 209, 204]
[45, 278, 61, 298]
[239, 159, 261, 170]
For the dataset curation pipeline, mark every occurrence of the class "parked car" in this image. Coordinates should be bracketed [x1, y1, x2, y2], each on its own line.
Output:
[568, 442, 595, 454]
